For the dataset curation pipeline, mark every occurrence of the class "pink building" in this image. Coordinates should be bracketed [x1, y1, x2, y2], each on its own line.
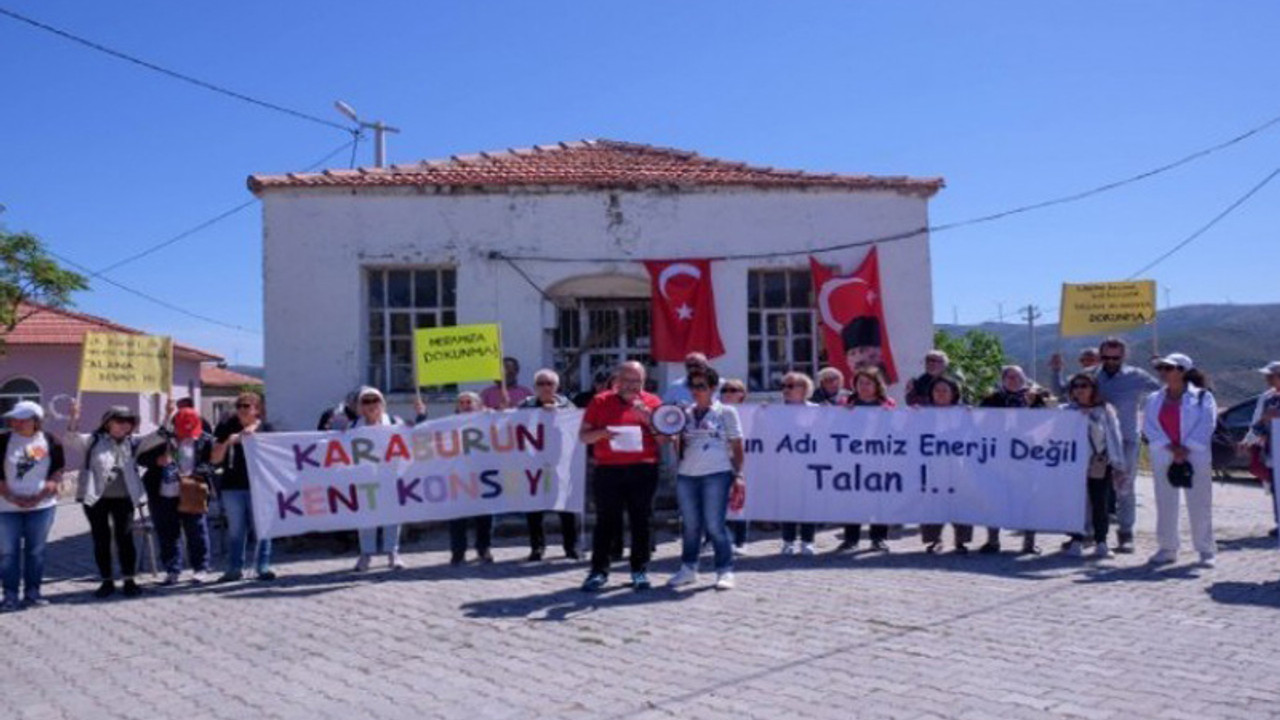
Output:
[1, 302, 222, 436]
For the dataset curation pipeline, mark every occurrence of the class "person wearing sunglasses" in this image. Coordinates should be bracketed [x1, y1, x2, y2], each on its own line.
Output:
[1061, 374, 1127, 559]
[351, 387, 427, 572]
[1091, 338, 1160, 554]
[778, 372, 819, 556]
[718, 379, 751, 552]
[212, 392, 276, 582]
[66, 399, 167, 598]
[1143, 353, 1217, 568]
[450, 392, 495, 566]
[667, 367, 744, 591]
[920, 376, 975, 554]
[518, 369, 580, 562]
[841, 367, 895, 553]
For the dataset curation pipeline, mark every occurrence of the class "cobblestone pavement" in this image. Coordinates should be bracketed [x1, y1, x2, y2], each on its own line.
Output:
[4, 475, 1279, 720]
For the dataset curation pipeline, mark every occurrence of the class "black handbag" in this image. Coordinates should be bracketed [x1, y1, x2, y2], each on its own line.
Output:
[1167, 460, 1194, 488]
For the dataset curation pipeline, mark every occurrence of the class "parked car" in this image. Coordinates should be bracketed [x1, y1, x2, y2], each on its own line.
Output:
[1213, 394, 1261, 477]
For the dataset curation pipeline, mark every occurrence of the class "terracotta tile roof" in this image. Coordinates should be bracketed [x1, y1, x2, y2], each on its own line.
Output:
[200, 365, 262, 388]
[248, 139, 944, 197]
[3, 302, 222, 362]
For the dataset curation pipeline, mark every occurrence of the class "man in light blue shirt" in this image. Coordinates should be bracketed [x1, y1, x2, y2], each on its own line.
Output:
[1091, 338, 1160, 553]
[663, 352, 724, 406]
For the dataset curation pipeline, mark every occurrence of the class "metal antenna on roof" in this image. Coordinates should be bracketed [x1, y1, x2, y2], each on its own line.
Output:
[334, 100, 400, 168]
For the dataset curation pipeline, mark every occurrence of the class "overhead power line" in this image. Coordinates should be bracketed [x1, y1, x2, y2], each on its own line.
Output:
[0, 5, 353, 134]
[1125, 165, 1280, 279]
[90, 138, 357, 276]
[48, 138, 357, 333]
[46, 248, 259, 334]
[498, 110, 1280, 263]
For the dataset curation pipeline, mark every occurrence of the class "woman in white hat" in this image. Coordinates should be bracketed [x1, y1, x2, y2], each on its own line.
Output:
[0, 401, 67, 610]
[1143, 353, 1218, 567]
[350, 386, 426, 572]
[1241, 361, 1280, 537]
[66, 400, 166, 598]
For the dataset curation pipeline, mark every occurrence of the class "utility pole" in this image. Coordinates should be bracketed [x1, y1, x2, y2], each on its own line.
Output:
[997, 302, 1005, 323]
[1163, 286, 1172, 310]
[952, 305, 959, 325]
[1021, 304, 1042, 383]
[334, 101, 401, 168]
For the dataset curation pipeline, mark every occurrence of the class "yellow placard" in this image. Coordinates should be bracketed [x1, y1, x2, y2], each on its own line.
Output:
[1059, 281, 1157, 337]
[414, 324, 503, 386]
[78, 332, 174, 394]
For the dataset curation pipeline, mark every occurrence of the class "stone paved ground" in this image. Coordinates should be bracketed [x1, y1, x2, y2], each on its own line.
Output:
[4, 475, 1280, 720]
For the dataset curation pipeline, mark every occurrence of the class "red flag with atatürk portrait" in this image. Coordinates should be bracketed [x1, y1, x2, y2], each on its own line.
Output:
[809, 247, 898, 385]
[644, 259, 726, 362]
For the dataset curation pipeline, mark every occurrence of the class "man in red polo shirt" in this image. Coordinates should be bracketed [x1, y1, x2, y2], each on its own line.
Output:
[580, 361, 664, 591]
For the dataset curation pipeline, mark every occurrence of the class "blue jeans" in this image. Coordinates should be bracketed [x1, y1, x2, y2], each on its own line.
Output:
[359, 525, 401, 555]
[677, 472, 734, 572]
[151, 497, 210, 574]
[221, 490, 272, 574]
[0, 507, 56, 600]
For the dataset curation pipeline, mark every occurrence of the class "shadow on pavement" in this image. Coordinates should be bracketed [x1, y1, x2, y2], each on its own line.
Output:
[459, 580, 705, 622]
[1072, 562, 1205, 584]
[1206, 581, 1280, 608]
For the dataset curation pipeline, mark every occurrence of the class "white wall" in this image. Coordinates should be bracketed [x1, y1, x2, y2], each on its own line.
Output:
[260, 187, 935, 430]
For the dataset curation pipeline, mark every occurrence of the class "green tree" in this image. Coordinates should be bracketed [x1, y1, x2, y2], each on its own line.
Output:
[1, 229, 89, 350]
[932, 328, 1007, 405]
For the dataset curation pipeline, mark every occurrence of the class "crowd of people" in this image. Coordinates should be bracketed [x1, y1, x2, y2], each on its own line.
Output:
[1, 340, 1277, 609]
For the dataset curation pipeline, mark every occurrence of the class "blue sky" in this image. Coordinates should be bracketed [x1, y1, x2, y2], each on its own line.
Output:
[3, 1, 1278, 365]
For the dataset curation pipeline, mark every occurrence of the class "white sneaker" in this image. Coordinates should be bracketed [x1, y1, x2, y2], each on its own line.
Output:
[1065, 541, 1084, 558]
[388, 553, 405, 570]
[354, 554, 371, 572]
[801, 542, 818, 556]
[162, 572, 180, 586]
[667, 565, 699, 587]
[1094, 542, 1114, 559]
[190, 571, 207, 584]
[714, 571, 735, 590]
[1148, 551, 1177, 566]
[1198, 554, 1216, 569]
[781, 541, 799, 556]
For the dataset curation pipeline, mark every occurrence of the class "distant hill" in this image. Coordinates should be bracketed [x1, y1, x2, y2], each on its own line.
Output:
[938, 303, 1279, 408]
[226, 365, 265, 381]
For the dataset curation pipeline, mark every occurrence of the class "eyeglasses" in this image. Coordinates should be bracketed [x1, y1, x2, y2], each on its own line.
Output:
[782, 383, 801, 390]
[235, 403, 255, 410]
[1100, 355, 1123, 361]
[360, 397, 381, 405]
[722, 388, 744, 394]
[689, 384, 710, 391]
[535, 380, 556, 387]
[925, 358, 944, 365]
[1156, 365, 1180, 373]
[1070, 383, 1092, 390]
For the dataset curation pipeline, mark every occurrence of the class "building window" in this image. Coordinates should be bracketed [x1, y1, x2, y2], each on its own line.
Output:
[366, 268, 457, 394]
[553, 299, 654, 394]
[746, 269, 821, 391]
[0, 377, 41, 415]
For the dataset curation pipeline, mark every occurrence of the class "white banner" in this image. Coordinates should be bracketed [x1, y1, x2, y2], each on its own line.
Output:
[735, 406, 1089, 532]
[244, 409, 587, 539]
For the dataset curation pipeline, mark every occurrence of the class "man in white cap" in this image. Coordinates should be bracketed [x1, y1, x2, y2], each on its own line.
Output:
[1242, 360, 1280, 538]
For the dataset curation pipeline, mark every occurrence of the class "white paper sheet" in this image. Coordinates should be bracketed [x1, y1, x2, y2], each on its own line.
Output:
[607, 425, 644, 453]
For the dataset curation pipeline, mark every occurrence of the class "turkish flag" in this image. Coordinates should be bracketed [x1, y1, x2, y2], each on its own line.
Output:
[810, 247, 898, 385]
[644, 259, 726, 362]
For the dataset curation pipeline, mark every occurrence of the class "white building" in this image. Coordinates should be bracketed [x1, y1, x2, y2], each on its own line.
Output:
[249, 139, 944, 430]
